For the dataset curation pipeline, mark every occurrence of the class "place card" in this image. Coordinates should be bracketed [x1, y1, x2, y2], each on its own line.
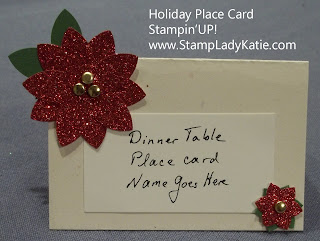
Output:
[9, 9, 308, 231]
[48, 58, 308, 230]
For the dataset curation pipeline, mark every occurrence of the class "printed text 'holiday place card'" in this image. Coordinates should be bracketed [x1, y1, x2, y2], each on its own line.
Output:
[84, 113, 275, 213]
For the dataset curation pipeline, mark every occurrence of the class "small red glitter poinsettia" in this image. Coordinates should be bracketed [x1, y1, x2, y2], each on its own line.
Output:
[255, 183, 302, 230]
[23, 28, 145, 148]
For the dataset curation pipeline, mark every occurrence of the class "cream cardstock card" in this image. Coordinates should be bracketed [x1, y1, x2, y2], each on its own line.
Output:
[49, 58, 308, 230]
[84, 113, 275, 213]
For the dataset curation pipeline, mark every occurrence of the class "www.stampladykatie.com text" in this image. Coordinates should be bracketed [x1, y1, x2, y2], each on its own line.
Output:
[148, 39, 297, 53]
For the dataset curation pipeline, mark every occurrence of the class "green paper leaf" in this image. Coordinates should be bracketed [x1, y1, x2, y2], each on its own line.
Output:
[289, 217, 295, 229]
[254, 208, 262, 217]
[295, 199, 303, 207]
[51, 9, 82, 46]
[267, 224, 278, 232]
[263, 188, 267, 196]
[8, 48, 43, 77]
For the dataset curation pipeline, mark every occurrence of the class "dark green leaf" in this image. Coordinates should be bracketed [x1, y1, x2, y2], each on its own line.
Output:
[295, 199, 303, 207]
[254, 208, 262, 217]
[263, 188, 267, 196]
[8, 48, 43, 77]
[51, 9, 82, 46]
[266, 224, 278, 232]
[289, 217, 295, 229]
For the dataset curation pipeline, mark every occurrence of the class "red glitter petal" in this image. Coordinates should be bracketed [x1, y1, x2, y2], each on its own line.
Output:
[31, 100, 58, 121]
[96, 95, 133, 131]
[279, 187, 296, 202]
[262, 220, 275, 227]
[289, 200, 303, 216]
[262, 210, 277, 227]
[24, 70, 73, 104]
[255, 196, 274, 213]
[89, 30, 115, 60]
[23, 72, 49, 98]
[82, 121, 107, 148]
[62, 28, 88, 66]
[37, 44, 69, 71]
[266, 183, 281, 197]
[44, 70, 76, 103]
[97, 54, 138, 79]
[56, 107, 82, 146]
[275, 216, 290, 230]
[56, 102, 109, 148]
[96, 73, 123, 93]
[96, 73, 145, 106]
[116, 78, 146, 106]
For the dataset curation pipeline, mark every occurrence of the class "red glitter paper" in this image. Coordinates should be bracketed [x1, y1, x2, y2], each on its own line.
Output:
[23, 28, 145, 148]
[255, 183, 302, 229]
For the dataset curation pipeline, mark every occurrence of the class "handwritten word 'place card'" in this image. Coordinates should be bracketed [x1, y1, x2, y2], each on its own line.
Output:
[84, 113, 275, 213]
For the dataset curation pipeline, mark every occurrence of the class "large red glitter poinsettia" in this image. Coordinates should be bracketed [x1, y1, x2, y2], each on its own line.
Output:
[255, 183, 302, 230]
[23, 28, 145, 148]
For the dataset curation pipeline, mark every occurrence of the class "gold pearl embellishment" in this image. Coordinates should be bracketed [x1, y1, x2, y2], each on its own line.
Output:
[274, 201, 287, 214]
[88, 85, 101, 98]
[81, 72, 94, 84]
[73, 83, 85, 96]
